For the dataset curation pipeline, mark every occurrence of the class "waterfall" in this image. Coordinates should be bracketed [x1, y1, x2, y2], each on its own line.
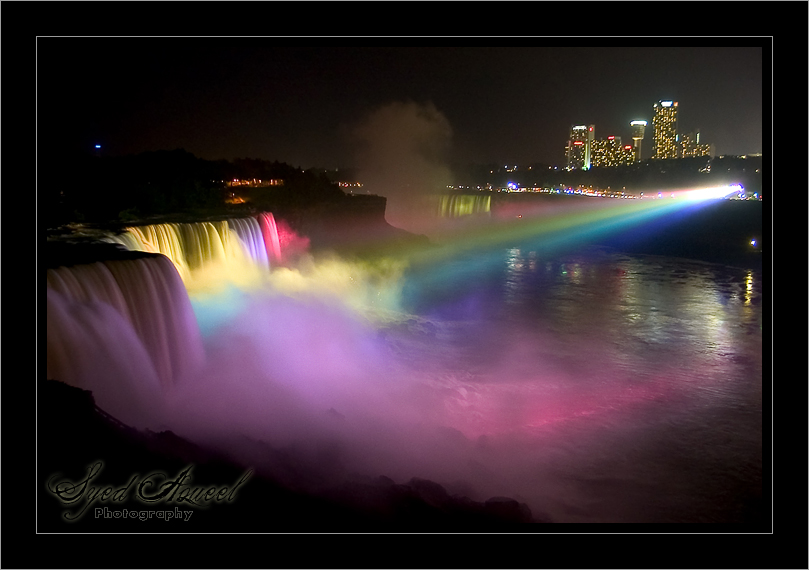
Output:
[257, 212, 282, 264]
[437, 195, 491, 218]
[46, 254, 205, 428]
[228, 216, 270, 269]
[104, 213, 286, 282]
[46, 212, 293, 427]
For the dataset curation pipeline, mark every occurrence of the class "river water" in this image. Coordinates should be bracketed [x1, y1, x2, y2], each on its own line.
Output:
[375, 244, 765, 523]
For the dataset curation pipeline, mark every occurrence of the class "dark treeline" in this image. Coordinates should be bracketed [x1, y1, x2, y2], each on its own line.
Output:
[452, 155, 763, 195]
[42, 149, 345, 229]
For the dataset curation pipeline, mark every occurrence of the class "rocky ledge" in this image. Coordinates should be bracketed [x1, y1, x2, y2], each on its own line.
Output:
[38, 379, 547, 532]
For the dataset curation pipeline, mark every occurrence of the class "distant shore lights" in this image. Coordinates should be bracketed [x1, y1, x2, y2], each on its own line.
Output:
[681, 184, 743, 201]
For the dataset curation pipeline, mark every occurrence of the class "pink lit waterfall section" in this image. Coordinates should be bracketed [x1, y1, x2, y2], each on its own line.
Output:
[46, 255, 205, 429]
[258, 212, 282, 266]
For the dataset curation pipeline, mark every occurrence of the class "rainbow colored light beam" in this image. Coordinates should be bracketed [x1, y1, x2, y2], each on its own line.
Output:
[400, 185, 742, 269]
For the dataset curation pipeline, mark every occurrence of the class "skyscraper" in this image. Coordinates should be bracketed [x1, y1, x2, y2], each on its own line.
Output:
[652, 100, 678, 159]
[630, 120, 647, 162]
[565, 124, 595, 170]
[566, 125, 587, 170]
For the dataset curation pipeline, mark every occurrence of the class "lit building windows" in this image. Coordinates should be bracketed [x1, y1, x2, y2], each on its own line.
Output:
[630, 120, 647, 162]
[652, 100, 678, 159]
[562, 104, 714, 167]
[566, 124, 595, 170]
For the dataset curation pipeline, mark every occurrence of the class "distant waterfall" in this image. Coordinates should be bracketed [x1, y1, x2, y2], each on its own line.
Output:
[437, 195, 491, 218]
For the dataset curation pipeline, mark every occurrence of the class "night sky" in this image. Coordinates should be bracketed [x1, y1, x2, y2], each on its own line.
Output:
[37, 39, 765, 171]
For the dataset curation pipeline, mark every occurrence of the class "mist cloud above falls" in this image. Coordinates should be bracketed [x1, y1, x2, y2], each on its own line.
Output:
[351, 101, 454, 232]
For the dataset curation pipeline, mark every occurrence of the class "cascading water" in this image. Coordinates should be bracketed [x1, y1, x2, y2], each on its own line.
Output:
[111, 223, 192, 280]
[46, 213, 290, 427]
[104, 214, 284, 281]
[437, 194, 491, 218]
[46, 254, 205, 428]
[227, 216, 270, 269]
[257, 212, 283, 264]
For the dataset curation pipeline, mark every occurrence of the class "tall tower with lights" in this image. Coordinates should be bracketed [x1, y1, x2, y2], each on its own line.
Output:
[585, 124, 594, 168]
[630, 120, 647, 162]
[565, 124, 595, 170]
[652, 100, 678, 159]
[566, 125, 587, 170]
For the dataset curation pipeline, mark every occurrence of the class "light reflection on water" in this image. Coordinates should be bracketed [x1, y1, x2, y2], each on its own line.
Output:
[397, 247, 763, 523]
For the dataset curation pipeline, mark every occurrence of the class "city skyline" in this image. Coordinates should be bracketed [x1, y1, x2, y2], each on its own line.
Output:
[565, 97, 721, 170]
[37, 42, 765, 171]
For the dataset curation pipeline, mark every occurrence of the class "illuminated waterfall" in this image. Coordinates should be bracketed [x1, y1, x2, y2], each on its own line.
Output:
[47, 212, 293, 427]
[437, 195, 491, 218]
[257, 212, 282, 264]
[104, 213, 286, 282]
[228, 216, 270, 269]
[46, 254, 205, 428]
[116, 223, 192, 279]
